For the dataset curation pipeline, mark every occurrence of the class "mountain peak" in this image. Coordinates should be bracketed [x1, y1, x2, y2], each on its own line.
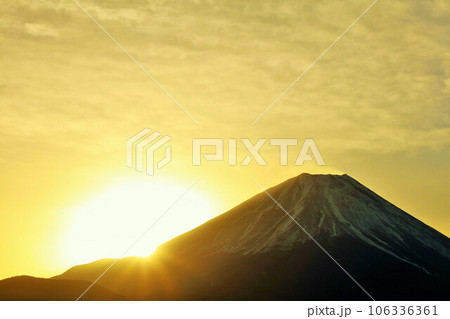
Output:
[284, 172, 356, 187]
[160, 173, 449, 274]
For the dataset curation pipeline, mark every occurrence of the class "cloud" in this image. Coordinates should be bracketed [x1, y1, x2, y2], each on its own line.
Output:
[23, 22, 59, 38]
[0, 0, 449, 158]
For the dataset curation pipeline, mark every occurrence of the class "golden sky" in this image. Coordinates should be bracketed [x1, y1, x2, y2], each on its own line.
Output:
[0, 0, 449, 279]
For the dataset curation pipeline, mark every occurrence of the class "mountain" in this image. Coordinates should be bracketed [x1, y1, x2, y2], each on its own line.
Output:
[1, 173, 449, 300]
[53, 173, 450, 300]
[0, 276, 127, 301]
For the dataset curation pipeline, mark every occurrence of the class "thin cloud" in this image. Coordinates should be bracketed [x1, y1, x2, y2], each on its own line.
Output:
[24, 23, 59, 38]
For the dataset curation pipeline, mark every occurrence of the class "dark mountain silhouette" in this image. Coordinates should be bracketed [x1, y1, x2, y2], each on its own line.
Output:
[0, 276, 127, 300]
[1, 174, 449, 300]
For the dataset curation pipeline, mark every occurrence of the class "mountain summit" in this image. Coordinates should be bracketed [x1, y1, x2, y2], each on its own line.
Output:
[160, 174, 448, 275]
[1, 174, 449, 300]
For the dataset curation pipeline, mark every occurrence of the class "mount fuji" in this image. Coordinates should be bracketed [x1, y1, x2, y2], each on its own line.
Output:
[1, 174, 449, 300]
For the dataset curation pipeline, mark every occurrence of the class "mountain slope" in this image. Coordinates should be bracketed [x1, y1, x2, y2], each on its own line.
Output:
[53, 174, 450, 300]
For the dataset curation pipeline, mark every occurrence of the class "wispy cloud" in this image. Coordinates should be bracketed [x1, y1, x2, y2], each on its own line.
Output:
[24, 23, 59, 38]
[1, 0, 449, 155]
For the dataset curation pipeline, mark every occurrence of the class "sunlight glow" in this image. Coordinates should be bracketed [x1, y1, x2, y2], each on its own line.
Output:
[64, 180, 216, 266]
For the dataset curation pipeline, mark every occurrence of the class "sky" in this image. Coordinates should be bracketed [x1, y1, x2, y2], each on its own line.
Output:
[0, 0, 449, 279]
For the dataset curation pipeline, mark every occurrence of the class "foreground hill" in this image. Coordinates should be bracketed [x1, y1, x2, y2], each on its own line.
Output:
[53, 174, 450, 300]
[0, 276, 127, 301]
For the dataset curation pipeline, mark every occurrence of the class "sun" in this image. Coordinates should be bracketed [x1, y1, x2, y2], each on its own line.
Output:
[63, 180, 216, 266]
